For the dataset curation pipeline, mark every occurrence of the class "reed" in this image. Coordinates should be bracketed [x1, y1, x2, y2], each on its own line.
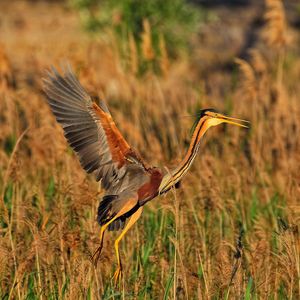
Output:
[0, 1, 299, 299]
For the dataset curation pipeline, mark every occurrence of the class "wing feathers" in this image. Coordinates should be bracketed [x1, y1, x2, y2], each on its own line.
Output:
[49, 67, 87, 102]
[91, 103, 130, 165]
[44, 77, 84, 105]
[43, 65, 148, 192]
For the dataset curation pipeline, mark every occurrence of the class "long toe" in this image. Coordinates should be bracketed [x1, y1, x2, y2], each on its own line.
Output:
[91, 246, 103, 266]
[112, 267, 122, 285]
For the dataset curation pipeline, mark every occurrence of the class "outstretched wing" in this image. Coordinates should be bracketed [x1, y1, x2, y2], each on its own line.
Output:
[43, 65, 148, 192]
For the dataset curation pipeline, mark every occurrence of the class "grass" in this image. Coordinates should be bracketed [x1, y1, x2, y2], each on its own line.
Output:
[0, 0, 300, 299]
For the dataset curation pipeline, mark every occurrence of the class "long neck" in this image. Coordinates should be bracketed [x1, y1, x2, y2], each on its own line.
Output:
[158, 117, 209, 194]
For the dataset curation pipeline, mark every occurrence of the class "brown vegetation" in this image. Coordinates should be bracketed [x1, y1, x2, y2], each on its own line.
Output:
[0, 1, 299, 299]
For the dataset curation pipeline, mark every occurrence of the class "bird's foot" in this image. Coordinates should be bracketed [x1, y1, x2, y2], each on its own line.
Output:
[91, 245, 103, 266]
[112, 266, 122, 285]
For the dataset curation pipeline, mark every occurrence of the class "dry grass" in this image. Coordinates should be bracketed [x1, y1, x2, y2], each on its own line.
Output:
[0, 1, 299, 299]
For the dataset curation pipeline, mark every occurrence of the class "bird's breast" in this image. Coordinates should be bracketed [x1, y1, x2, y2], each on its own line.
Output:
[137, 169, 163, 205]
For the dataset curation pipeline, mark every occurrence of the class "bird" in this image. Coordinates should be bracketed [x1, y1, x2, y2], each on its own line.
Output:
[43, 65, 249, 284]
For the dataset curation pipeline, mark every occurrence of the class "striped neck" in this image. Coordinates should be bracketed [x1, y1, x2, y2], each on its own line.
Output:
[158, 116, 209, 194]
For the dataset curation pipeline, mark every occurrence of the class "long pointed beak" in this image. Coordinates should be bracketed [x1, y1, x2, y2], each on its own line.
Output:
[219, 115, 250, 128]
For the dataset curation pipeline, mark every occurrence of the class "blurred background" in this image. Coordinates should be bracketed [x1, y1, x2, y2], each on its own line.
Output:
[0, 0, 299, 298]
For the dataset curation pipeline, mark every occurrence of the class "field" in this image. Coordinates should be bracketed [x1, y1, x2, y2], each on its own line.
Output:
[0, 0, 299, 299]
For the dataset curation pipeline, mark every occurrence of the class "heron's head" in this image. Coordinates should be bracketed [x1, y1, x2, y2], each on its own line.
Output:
[158, 108, 249, 195]
[192, 108, 249, 132]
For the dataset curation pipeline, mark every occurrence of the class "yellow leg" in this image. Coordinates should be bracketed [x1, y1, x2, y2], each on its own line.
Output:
[92, 215, 121, 265]
[112, 207, 143, 285]
[92, 197, 139, 266]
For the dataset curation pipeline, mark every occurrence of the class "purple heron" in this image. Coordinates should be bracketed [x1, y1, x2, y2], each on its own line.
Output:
[43, 65, 249, 284]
